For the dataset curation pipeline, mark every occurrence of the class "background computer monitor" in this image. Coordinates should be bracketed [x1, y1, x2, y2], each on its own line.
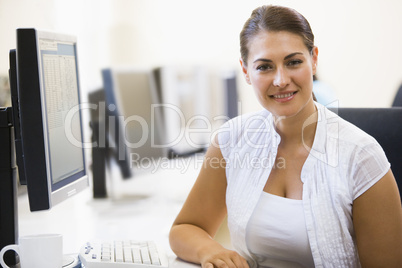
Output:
[153, 66, 210, 156]
[153, 66, 238, 157]
[88, 88, 132, 198]
[101, 67, 167, 161]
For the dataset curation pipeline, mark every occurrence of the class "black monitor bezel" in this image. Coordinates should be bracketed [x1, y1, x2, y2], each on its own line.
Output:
[14, 28, 88, 211]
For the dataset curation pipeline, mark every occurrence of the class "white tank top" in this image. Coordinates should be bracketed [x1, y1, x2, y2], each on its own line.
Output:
[246, 192, 315, 268]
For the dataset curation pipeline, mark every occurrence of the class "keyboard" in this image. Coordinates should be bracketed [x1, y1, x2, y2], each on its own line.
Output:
[78, 240, 169, 268]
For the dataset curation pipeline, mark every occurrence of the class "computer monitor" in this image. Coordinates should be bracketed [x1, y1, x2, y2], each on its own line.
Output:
[153, 66, 211, 156]
[0, 28, 89, 266]
[88, 88, 132, 198]
[12, 28, 89, 211]
[222, 70, 239, 120]
[86, 67, 167, 199]
[101, 67, 167, 161]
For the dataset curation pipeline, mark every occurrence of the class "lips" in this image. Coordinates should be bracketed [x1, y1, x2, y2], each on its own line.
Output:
[270, 91, 298, 103]
[272, 92, 296, 99]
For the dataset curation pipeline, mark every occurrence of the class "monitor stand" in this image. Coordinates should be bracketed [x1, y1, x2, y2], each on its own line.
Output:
[0, 107, 19, 267]
[90, 119, 108, 198]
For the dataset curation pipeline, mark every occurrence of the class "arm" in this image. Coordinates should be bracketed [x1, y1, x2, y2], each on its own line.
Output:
[169, 136, 249, 268]
[353, 169, 402, 267]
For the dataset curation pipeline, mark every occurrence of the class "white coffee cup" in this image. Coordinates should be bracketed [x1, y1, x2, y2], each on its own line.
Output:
[0, 233, 63, 268]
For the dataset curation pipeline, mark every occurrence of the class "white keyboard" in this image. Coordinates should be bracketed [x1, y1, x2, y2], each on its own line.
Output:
[78, 240, 169, 268]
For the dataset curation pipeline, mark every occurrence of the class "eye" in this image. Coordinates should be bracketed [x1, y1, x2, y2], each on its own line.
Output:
[256, 64, 273, 72]
[287, 59, 303, 67]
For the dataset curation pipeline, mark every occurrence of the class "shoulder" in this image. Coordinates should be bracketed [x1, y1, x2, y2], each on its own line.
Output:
[316, 104, 390, 198]
[318, 104, 379, 149]
[319, 104, 388, 166]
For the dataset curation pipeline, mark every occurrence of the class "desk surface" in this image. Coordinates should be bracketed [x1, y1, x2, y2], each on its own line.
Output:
[17, 155, 211, 268]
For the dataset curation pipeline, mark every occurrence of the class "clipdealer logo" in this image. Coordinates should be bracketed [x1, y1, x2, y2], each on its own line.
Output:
[64, 100, 341, 170]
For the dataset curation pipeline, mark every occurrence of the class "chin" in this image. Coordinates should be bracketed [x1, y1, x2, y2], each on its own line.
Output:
[272, 109, 301, 120]
[264, 99, 313, 120]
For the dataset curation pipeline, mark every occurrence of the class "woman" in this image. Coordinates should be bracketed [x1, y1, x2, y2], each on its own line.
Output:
[169, 5, 402, 268]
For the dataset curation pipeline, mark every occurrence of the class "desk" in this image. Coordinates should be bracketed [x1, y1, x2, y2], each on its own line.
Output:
[17, 155, 222, 268]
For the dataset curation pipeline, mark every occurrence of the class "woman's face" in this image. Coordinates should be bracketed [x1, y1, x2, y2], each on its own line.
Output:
[240, 30, 318, 119]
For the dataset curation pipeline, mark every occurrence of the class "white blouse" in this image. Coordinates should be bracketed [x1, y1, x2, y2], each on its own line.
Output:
[246, 192, 314, 268]
[218, 102, 390, 268]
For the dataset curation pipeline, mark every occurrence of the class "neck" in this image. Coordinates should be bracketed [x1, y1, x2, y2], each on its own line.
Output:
[273, 99, 318, 148]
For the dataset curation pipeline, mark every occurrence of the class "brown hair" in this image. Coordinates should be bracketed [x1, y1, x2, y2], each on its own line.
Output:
[240, 5, 315, 65]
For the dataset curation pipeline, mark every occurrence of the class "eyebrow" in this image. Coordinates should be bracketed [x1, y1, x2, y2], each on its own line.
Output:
[253, 52, 304, 63]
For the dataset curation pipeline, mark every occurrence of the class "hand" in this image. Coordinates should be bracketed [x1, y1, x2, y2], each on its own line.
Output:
[200, 248, 249, 268]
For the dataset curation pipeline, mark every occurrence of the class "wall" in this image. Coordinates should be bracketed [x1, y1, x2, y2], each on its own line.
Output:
[0, 0, 401, 112]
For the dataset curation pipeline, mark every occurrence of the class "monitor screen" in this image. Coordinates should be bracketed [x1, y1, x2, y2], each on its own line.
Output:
[12, 28, 88, 211]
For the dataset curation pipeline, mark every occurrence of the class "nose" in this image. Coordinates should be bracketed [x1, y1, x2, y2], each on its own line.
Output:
[273, 67, 290, 88]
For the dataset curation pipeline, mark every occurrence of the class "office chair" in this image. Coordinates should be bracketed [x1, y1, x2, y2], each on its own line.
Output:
[392, 84, 402, 107]
[334, 108, 402, 202]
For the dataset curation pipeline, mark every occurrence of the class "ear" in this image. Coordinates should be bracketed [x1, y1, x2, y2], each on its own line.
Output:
[311, 46, 319, 75]
[239, 57, 251, 85]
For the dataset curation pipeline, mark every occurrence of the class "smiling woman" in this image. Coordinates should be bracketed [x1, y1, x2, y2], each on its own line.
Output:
[239, 5, 317, 121]
[169, 5, 402, 268]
